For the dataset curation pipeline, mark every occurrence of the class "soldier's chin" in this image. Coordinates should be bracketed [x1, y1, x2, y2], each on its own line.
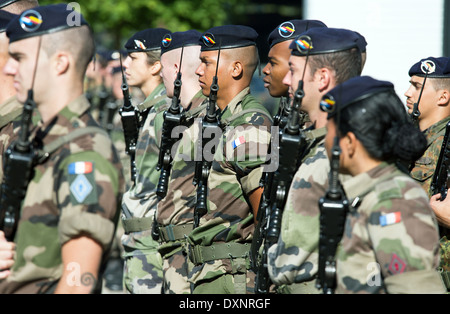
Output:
[16, 90, 28, 104]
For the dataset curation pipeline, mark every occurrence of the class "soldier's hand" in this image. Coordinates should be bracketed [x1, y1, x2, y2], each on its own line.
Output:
[0, 231, 15, 279]
[430, 191, 450, 228]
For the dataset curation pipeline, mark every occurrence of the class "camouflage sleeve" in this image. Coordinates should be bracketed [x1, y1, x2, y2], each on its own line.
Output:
[267, 143, 329, 285]
[336, 176, 444, 293]
[56, 150, 121, 250]
[223, 117, 271, 194]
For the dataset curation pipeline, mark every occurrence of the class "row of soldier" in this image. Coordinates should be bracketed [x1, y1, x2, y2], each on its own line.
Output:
[0, 0, 448, 294]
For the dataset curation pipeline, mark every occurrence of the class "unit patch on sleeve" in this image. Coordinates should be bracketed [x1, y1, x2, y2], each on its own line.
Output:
[68, 161, 98, 205]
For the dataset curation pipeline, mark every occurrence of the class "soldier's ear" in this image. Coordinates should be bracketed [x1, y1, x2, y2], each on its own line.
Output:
[437, 89, 450, 106]
[230, 60, 243, 79]
[54, 51, 70, 76]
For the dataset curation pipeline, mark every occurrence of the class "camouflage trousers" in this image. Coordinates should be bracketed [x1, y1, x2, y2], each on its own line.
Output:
[158, 240, 192, 294]
[121, 229, 163, 294]
[439, 235, 450, 291]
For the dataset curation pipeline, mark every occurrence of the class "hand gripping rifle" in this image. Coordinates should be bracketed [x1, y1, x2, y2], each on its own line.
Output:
[193, 47, 221, 228]
[156, 46, 185, 200]
[316, 97, 349, 294]
[430, 120, 450, 200]
[410, 61, 431, 127]
[0, 90, 37, 241]
[118, 56, 139, 183]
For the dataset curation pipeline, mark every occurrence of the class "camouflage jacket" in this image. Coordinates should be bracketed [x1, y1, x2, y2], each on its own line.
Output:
[0, 96, 23, 183]
[121, 84, 171, 257]
[188, 87, 272, 285]
[410, 116, 450, 197]
[122, 84, 170, 221]
[156, 90, 208, 231]
[0, 95, 125, 294]
[267, 129, 328, 291]
[336, 162, 444, 294]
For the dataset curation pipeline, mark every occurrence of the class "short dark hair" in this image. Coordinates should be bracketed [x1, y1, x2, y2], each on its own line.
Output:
[309, 47, 362, 85]
[42, 25, 95, 79]
[335, 90, 427, 163]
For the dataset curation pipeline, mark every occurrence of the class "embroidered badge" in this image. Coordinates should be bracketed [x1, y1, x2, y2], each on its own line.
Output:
[232, 136, 246, 149]
[379, 211, 401, 227]
[162, 33, 172, 47]
[68, 161, 93, 175]
[388, 253, 406, 275]
[421, 60, 436, 75]
[68, 161, 97, 205]
[295, 35, 313, 54]
[70, 174, 93, 203]
[278, 21, 295, 38]
[134, 39, 147, 50]
[320, 94, 336, 113]
[202, 33, 216, 48]
[20, 10, 43, 32]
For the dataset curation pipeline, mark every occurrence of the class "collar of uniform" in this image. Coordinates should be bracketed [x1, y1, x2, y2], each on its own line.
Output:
[137, 83, 167, 112]
[219, 87, 250, 120]
[0, 96, 22, 129]
[423, 115, 450, 147]
[342, 161, 397, 201]
[188, 89, 208, 111]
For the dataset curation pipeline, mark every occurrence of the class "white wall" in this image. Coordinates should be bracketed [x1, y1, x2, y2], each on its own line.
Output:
[303, 0, 444, 102]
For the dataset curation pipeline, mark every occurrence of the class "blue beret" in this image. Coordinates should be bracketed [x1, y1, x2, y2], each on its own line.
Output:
[0, 0, 18, 9]
[199, 25, 258, 51]
[161, 29, 201, 55]
[290, 27, 359, 56]
[267, 19, 327, 48]
[124, 28, 170, 53]
[6, 4, 90, 43]
[408, 57, 450, 78]
[0, 10, 16, 33]
[320, 76, 395, 119]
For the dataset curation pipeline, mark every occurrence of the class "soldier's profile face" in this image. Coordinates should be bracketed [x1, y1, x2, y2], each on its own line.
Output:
[196, 50, 220, 97]
[4, 36, 45, 103]
[404, 76, 436, 120]
[262, 41, 291, 97]
[123, 52, 153, 89]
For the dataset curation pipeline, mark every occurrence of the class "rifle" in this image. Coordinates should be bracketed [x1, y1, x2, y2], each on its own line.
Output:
[430, 120, 450, 200]
[254, 80, 310, 294]
[193, 47, 221, 228]
[0, 90, 37, 241]
[410, 61, 431, 127]
[156, 46, 185, 200]
[316, 103, 349, 294]
[118, 56, 139, 183]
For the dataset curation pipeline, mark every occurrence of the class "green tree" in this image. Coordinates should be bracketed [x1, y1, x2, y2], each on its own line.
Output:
[39, 0, 248, 49]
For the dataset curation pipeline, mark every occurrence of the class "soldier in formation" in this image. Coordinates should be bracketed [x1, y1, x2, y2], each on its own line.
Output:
[0, 2, 449, 295]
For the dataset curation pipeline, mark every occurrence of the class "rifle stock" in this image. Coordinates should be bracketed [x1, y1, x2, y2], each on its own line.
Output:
[430, 120, 450, 200]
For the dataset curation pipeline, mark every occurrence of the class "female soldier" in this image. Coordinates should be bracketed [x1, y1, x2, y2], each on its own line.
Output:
[321, 75, 446, 294]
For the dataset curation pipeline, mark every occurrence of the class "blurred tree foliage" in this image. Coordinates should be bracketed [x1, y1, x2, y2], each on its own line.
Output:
[39, 0, 248, 49]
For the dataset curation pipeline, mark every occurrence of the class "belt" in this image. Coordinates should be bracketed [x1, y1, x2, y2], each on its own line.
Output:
[122, 216, 153, 234]
[159, 223, 194, 242]
[189, 242, 250, 265]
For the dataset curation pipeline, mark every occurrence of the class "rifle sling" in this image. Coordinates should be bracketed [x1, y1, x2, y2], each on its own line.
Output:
[37, 126, 109, 162]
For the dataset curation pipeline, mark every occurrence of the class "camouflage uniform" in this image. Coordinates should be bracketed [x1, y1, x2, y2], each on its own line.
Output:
[187, 87, 272, 294]
[410, 115, 450, 290]
[121, 83, 170, 294]
[337, 162, 445, 294]
[0, 96, 23, 183]
[267, 128, 327, 294]
[0, 95, 125, 294]
[156, 90, 208, 294]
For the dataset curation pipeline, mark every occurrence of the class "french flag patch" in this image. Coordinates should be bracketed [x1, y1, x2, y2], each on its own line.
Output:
[68, 161, 93, 175]
[232, 136, 246, 149]
[379, 212, 401, 227]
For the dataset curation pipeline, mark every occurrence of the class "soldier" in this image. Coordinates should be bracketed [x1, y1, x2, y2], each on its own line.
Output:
[120, 27, 171, 294]
[0, 4, 124, 293]
[322, 75, 445, 293]
[155, 29, 208, 294]
[406, 56, 450, 291]
[187, 25, 273, 294]
[263, 19, 326, 114]
[266, 27, 363, 293]
[0, 0, 39, 183]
